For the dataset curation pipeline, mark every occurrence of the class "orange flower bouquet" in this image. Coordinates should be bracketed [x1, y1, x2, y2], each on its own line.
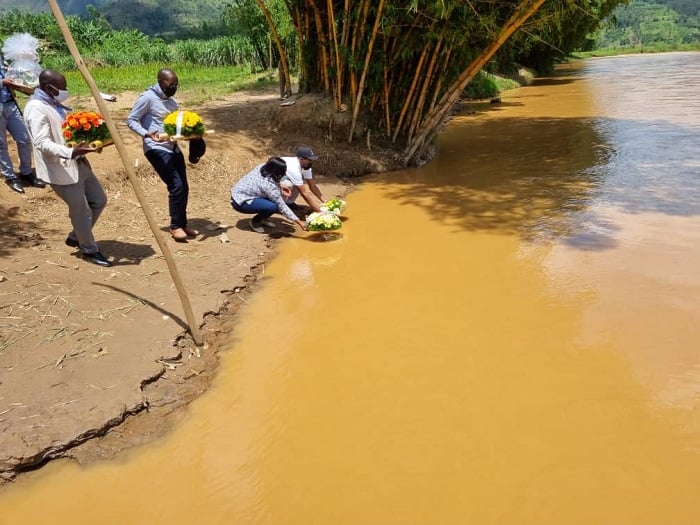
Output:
[62, 111, 112, 150]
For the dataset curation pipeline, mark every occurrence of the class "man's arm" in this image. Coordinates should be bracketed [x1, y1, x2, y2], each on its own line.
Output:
[24, 102, 73, 160]
[296, 184, 323, 212]
[126, 93, 153, 138]
[307, 178, 325, 203]
[2, 78, 34, 96]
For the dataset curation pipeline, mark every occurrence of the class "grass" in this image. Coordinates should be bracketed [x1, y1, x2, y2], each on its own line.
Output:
[572, 42, 700, 59]
[62, 63, 281, 102]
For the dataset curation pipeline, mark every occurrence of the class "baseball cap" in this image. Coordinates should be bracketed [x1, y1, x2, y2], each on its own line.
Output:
[296, 146, 318, 161]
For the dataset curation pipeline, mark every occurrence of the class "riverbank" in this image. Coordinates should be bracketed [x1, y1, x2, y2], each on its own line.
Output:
[0, 86, 402, 482]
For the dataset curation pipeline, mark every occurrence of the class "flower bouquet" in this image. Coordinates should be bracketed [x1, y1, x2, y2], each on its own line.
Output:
[321, 197, 347, 215]
[306, 211, 343, 231]
[162, 110, 206, 141]
[62, 111, 112, 150]
[2, 33, 42, 88]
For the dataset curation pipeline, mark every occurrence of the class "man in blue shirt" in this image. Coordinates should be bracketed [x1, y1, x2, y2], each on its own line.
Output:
[0, 53, 45, 193]
[126, 68, 197, 242]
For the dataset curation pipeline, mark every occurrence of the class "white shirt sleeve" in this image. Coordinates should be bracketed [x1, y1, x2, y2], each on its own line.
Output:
[281, 156, 304, 186]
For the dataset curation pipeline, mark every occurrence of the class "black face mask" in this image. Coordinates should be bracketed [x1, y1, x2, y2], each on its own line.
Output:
[163, 86, 177, 98]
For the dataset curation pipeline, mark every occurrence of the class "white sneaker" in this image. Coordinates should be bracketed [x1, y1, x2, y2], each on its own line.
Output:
[260, 218, 276, 228]
[249, 219, 265, 233]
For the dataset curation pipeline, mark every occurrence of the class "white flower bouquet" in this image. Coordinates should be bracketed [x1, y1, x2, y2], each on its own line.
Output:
[306, 211, 342, 231]
[2, 33, 42, 88]
[321, 197, 347, 215]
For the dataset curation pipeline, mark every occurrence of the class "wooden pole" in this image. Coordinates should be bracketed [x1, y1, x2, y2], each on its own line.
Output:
[46, 0, 204, 347]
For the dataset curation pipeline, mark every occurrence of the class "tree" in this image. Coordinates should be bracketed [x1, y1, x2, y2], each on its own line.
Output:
[279, 0, 628, 165]
[255, 0, 293, 97]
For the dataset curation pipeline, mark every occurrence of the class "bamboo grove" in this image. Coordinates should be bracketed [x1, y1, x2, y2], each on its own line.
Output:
[268, 0, 627, 165]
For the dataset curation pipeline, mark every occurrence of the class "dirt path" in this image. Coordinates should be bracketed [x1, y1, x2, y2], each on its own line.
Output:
[0, 85, 399, 482]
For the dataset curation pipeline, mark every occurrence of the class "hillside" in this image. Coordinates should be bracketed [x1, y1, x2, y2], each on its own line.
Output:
[597, 0, 700, 48]
[0, 0, 230, 35]
[0, 0, 111, 15]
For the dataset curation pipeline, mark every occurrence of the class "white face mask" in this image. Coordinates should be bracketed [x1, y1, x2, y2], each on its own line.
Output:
[54, 89, 70, 103]
[49, 85, 69, 103]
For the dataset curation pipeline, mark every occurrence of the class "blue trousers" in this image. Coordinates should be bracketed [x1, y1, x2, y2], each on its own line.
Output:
[231, 197, 278, 222]
[0, 101, 33, 180]
[145, 148, 188, 229]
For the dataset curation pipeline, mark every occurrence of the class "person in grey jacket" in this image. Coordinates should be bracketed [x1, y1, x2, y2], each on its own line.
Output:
[126, 68, 198, 242]
[24, 70, 110, 267]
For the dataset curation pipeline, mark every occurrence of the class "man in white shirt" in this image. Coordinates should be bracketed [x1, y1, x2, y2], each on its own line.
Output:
[280, 146, 325, 213]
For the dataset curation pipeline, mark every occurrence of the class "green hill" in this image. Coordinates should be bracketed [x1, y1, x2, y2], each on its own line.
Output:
[0, 1, 111, 15]
[0, 0, 231, 36]
[597, 0, 700, 49]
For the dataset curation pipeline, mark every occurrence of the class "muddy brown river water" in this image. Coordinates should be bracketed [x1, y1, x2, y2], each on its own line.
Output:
[1, 52, 700, 524]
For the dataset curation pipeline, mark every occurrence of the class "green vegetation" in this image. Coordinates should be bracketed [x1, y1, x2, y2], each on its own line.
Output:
[590, 0, 700, 54]
[61, 65, 277, 104]
[463, 71, 522, 100]
[3, 0, 696, 163]
[0, 2, 294, 72]
[0, 0, 232, 38]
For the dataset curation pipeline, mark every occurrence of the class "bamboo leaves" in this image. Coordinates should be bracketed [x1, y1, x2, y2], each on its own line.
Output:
[280, 0, 627, 164]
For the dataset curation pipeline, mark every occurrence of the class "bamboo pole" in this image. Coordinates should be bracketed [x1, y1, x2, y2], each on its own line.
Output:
[327, 0, 342, 110]
[405, 0, 548, 163]
[46, 0, 204, 347]
[308, 0, 330, 93]
[407, 35, 443, 144]
[256, 0, 293, 97]
[391, 46, 428, 143]
[348, 0, 385, 142]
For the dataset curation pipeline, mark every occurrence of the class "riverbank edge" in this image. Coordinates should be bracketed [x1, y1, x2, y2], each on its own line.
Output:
[1, 68, 538, 483]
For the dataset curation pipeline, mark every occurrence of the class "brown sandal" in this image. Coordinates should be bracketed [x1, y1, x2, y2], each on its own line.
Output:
[170, 228, 188, 241]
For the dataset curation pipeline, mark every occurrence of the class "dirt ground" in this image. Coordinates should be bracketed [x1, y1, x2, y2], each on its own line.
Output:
[0, 85, 401, 482]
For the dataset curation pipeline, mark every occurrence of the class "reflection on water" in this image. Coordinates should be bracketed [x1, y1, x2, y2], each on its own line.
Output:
[305, 231, 344, 242]
[2, 53, 700, 525]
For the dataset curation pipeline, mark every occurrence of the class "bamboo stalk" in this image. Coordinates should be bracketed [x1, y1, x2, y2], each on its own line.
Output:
[256, 0, 293, 97]
[327, 0, 342, 109]
[407, 35, 443, 144]
[348, 0, 370, 106]
[428, 46, 451, 113]
[391, 46, 428, 143]
[308, 0, 330, 93]
[348, 0, 386, 142]
[46, 0, 204, 347]
[383, 59, 391, 137]
[406, 0, 547, 163]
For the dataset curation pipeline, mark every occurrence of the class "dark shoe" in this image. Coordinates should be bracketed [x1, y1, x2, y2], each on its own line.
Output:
[6, 178, 24, 194]
[20, 174, 46, 188]
[82, 251, 112, 267]
[65, 236, 80, 248]
[249, 219, 265, 233]
[183, 227, 199, 237]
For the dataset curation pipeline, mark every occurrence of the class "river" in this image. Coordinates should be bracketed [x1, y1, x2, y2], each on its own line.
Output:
[1, 52, 699, 524]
